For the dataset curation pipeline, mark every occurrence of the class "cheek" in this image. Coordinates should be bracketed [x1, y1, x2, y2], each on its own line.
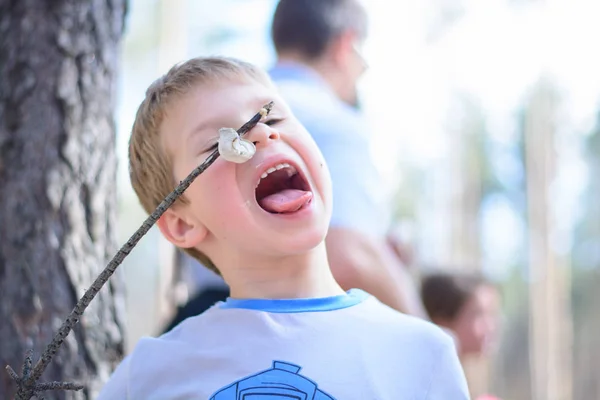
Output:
[292, 134, 332, 195]
[454, 315, 480, 340]
[182, 162, 246, 232]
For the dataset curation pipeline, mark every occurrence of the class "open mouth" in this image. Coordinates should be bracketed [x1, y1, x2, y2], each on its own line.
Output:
[255, 162, 313, 214]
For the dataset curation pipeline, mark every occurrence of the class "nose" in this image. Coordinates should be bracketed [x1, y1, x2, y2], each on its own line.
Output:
[244, 122, 280, 148]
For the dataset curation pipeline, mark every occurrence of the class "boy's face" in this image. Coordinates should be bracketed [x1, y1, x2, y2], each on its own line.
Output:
[158, 79, 332, 266]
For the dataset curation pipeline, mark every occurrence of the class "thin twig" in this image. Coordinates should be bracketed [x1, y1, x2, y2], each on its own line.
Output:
[6, 365, 20, 382]
[21, 349, 33, 378]
[34, 382, 85, 392]
[6, 101, 274, 400]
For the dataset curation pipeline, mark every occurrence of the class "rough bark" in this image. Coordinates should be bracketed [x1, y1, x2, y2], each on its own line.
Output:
[0, 0, 127, 398]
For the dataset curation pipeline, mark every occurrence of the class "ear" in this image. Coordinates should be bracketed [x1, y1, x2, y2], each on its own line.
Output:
[157, 208, 208, 249]
[331, 31, 357, 64]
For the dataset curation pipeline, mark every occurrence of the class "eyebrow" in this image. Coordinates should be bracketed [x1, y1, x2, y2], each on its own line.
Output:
[186, 117, 223, 148]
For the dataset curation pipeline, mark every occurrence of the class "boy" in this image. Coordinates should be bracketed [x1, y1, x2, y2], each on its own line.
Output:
[98, 57, 470, 399]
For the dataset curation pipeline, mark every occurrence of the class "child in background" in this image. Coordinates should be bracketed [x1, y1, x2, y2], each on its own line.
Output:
[98, 57, 470, 399]
[421, 271, 502, 400]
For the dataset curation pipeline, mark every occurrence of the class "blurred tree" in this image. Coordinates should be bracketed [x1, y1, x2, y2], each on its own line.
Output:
[447, 94, 491, 270]
[447, 93, 497, 398]
[571, 111, 600, 400]
[523, 78, 572, 400]
[0, 1, 127, 398]
[490, 106, 532, 400]
[572, 111, 600, 271]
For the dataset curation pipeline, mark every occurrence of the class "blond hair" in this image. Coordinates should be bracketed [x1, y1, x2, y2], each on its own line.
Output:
[129, 57, 272, 274]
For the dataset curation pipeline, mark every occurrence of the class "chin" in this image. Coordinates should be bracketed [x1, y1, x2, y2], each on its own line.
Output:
[280, 224, 328, 255]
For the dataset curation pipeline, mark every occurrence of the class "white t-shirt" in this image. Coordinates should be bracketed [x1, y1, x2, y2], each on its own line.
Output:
[97, 289, 470, 399]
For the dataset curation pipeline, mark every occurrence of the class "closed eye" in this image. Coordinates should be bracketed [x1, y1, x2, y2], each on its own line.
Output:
[264, 118, 283, 126]
[202, 142, 218, 154]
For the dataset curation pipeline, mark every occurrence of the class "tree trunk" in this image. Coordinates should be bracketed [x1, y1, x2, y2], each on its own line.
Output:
[524, 78, 573, 400]
[0, 1, 127, 398]
[447, 95, 485, 270]
[446, 96, 488, 398]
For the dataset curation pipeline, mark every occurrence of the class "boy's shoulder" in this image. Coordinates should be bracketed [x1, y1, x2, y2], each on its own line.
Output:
[96, 305, 226, 399]
[353, 293, 457, 349]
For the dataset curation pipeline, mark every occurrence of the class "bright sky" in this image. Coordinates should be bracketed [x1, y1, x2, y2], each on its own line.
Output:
[363, 0, 600, 174]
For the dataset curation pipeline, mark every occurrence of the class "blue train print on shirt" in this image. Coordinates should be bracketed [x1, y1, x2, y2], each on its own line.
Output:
[210, 360, 334, 400]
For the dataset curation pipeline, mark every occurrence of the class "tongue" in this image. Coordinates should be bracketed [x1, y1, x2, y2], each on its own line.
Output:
[259, 189, 313, 214]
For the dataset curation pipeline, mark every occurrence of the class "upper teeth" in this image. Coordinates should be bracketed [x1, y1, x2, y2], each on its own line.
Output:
[257, 162, 293, 186]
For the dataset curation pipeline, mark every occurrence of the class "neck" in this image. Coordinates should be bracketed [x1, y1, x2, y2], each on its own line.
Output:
[223, 243, 344, 299]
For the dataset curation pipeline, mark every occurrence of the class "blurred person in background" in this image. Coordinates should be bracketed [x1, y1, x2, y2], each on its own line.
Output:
[268, 0, 427, 317]
[421, 271, 502, 399]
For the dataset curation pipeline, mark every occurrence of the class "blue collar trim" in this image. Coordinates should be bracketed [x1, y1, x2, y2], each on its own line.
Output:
[219, 289, 369, 313]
